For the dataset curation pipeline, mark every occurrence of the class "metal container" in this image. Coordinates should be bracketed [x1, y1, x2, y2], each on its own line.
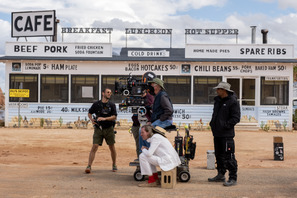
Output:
[207, 150, 215, 170]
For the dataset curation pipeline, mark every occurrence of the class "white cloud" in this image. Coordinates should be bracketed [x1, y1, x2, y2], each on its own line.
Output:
[258, 0, 275, 3]
[0, 19, 11, 54]
[278, 0, 297, 10]
[0, 0, 295, 49]
[0, 63, 5, 93]
[174, 0, 227, 11]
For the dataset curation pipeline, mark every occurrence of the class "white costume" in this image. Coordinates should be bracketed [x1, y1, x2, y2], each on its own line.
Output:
[139, 133, 181, 175]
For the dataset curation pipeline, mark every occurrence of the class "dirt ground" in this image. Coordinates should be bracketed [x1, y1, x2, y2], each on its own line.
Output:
[0, 127, 297, 198]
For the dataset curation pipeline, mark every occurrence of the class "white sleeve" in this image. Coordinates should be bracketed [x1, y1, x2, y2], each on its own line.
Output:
[143, 135, 162, 157]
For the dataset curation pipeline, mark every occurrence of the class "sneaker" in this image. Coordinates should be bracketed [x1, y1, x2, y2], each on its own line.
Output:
[208, 173, 225, 182]
[85, 165, 91, 174]
[138, 181, 159, 187]
[223, 179, 237, 186]
[112, 165, 118, 172]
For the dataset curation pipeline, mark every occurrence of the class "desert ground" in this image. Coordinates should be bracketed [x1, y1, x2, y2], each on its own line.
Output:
[0, 126, 297, 198]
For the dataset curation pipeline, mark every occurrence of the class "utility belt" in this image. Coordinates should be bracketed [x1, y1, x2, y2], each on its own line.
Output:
[94, 119, 115, 131]
[94, 121, 114, 129]
[92, 114, 115, 129]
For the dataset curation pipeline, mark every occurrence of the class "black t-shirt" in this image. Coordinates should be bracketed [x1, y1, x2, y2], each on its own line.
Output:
[88, 100, 117, 128]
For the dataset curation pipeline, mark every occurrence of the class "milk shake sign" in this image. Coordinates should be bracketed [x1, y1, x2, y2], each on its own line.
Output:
[11, 10, 55, 37]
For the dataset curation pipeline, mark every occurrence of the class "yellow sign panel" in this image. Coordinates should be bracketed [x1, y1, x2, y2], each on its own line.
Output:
[9, 89, 30, 98]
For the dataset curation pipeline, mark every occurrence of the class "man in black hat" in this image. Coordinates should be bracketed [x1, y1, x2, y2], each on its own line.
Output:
[208, 81, 241, 186]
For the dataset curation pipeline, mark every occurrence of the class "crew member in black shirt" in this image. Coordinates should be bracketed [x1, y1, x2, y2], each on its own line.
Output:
[85, 88, 118, 173]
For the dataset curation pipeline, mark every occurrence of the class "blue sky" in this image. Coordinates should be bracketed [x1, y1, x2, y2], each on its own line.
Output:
[0, 0, 297, 93]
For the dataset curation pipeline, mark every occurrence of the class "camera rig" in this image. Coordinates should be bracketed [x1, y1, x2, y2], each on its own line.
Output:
[115, 72, 156, 114]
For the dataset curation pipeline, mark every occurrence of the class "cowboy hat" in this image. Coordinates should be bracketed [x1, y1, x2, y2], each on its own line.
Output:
[213, 81, 234, 93]
[152, 126, 166, 137]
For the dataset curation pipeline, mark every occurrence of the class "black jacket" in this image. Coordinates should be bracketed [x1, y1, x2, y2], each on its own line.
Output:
[209, 92, 241, 138]
[151, 91, 173, 123]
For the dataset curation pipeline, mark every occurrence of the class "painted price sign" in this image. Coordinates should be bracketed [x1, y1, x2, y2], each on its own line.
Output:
[9, 89, 30, 98]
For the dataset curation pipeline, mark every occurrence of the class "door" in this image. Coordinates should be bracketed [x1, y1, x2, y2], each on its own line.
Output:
[227, 78, 255, 106]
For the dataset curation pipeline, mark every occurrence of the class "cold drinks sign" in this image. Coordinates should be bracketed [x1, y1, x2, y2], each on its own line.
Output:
[11, 10, 55, 37]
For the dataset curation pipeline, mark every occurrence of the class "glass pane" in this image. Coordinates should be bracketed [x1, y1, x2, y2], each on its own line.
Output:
[242, 79, 255, 106]
[194, 76, 222, 104]
[261, 77, 288, 105]
[41, 75, 68, 102]
[163, 76, 191, 104]
[227, 79, 240, 99]
[71, 75, 99, 103]
[9, 74, 38, 102]
[242, 79, 255, 99]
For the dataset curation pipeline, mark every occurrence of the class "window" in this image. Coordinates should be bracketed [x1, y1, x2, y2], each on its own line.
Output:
[242, 79, 255, 105]
[261, 77, 288, 105]
[163, 76, 191, 104]
[102, 75, 136, 103]
[193, 76, 222, 104]
[71, 75, 99, 103]
[9, 74, 38, 102]
[41, 75, 68, 102]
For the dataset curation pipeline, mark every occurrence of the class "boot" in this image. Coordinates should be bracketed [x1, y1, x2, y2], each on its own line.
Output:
[223, 179, 237, 186]
[208, 173, 225, 182]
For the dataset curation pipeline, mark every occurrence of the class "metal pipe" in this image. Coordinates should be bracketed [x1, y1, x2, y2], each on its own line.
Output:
[261, 29, 268, 44]
[250, 26, 257, 44]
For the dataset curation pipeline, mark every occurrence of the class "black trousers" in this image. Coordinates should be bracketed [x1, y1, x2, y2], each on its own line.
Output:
[214, 137, 238, 181]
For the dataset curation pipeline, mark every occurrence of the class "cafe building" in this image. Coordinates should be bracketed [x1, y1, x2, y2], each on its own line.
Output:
[1, 10, 296, 130]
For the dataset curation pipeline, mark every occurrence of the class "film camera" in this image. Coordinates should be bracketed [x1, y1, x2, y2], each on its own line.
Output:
[115, 72, 156, 114]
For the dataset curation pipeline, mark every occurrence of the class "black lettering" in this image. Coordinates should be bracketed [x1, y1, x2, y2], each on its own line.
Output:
[14, 45, 20, 52]
[14, 16, 23, 31]
[45, 46, 50, 52]
[240, 48, 244, 54]
[34, 15, 42, 31]
[44, 15, 53, 31]
[24, 16, 33, 31]
[282, 48, 286, 55]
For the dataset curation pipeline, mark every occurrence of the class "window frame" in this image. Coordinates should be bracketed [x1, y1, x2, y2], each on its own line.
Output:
[9, 74, 38, 102]
[163, 75, 191, 104]
[40, 74, 69, 103]
[260, 77, 289, 105]
[71, 75, 99, 103]
[193, 76, 222, 104]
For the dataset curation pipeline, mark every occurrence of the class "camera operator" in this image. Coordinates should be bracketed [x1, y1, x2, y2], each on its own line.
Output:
[131, 89, 154, 160]
[131, 90, 154, 161]
[139, 78, 173, 150]
[85, 88, 118, 173]
[148, 78, 173, 128]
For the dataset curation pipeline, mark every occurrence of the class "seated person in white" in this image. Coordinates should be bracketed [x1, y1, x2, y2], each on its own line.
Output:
[138, 125, 181, 187]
